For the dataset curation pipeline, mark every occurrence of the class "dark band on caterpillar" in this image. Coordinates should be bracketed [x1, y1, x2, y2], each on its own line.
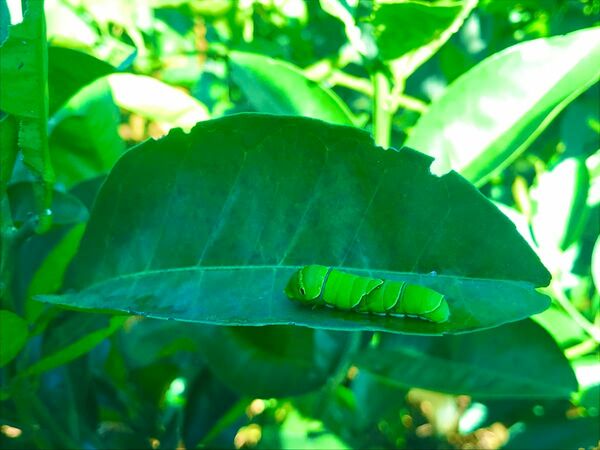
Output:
[284, 265, 450, 323]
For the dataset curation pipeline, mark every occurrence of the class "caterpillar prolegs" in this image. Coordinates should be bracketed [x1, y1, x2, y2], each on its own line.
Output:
[284, 265, 450, 323]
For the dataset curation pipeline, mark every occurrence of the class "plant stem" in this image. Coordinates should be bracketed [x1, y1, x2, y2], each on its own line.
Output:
[372, 71, 393, 148]
[549, 280, 600, 343]
[565, 338, 598, 360]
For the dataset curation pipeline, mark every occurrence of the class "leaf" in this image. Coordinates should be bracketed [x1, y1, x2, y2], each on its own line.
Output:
[228, 51, 356, 126]
[355, 320, 578, 398]
[503, 417, 599, 450]
[0, 310, 28, 367]
[25, 223, 86, 322]
[0, 0, 9, 48]
[39, 114, 550, 335]
[49, 78, 125, 187]
[259, 409, 351, 450]
[48, 46, 115, 115]
[0, 113, 18, 195]
[0, 0, 54, 230]
[369, 0, 465, 58]
[194, 326, 356, 396]
[320, 0, 476, 79]
[19, 314, 125, 378]
[106, 73, 209, 131]
[406, 27, 600, 186]
[7, 182, 89, 226]
[531, 157, 590, 252]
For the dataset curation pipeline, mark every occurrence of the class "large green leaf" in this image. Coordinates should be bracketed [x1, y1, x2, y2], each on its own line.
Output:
[354, 320, 578, 398]
[228, 51, 356, 126]
[39, 114, 550, 335]
[406, 27, 600, 186]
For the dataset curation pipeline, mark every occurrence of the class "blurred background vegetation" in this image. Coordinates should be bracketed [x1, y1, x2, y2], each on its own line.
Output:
[0, 0, 599, 449]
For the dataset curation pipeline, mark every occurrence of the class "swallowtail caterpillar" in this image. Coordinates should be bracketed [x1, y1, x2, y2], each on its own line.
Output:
[285, 265, 450, 323]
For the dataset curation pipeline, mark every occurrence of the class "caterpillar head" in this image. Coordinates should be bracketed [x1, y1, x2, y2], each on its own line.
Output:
[284, 265, 329, 303]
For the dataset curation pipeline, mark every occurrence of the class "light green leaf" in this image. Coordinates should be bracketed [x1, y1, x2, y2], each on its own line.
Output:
[0, 310, 28, 367]
[39, 115, 550, 335]
[50, 77, 125, 187]
[19, 314, 125, 378]
[106, 73, 210, 131]
[229, 51, 356, 126]
[406, 27, 600, 186]
[531, 157, 590, 252]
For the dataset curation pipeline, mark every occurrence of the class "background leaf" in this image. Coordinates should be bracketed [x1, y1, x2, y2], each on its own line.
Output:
[406, 27, 600, 185]
[0, 310, 28, 367]
[355, 320, 578, 398]
[228, 51, 356, 126]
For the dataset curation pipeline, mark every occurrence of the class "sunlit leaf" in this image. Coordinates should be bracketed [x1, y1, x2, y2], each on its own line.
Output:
[406, 27, 600, 186]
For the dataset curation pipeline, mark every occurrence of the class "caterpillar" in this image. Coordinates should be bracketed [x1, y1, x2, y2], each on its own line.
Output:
[284, 265, 449, 323]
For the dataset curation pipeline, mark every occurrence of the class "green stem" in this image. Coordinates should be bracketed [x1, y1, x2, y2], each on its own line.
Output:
[565, 338, 598, 360]
[549, 281, 600, 343]
[198, 397, 250, 447]
[372, 71, 393, 148]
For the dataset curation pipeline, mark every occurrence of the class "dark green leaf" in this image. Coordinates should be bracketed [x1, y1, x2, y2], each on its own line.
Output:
[40, 114, 550, 335]
[355, 320, 578, 398]
[195, 326, 355, 396]
[7, 182, 89, 226]
[503, 417, 599, 450]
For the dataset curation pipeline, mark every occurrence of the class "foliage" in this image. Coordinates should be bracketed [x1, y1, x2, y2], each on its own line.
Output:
[0, 0, 598, 449]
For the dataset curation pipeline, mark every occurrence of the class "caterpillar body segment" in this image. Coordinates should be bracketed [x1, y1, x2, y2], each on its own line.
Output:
[284, 265, 450, 323]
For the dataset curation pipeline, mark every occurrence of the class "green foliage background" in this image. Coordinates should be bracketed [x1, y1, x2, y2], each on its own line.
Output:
[0, 0, 598, 449]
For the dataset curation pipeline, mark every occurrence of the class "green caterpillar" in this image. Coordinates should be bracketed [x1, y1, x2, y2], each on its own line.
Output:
[284, 265, 450, 323]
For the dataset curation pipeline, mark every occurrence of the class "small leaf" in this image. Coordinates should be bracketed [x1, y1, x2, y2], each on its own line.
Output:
[229, 51, 356, 126]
